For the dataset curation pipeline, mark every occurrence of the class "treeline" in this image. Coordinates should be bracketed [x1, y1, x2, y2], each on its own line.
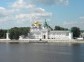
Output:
[0, 29, 7, 39]
[0, 26, 81, 39]
[0, 27, 30, 39]
[71, 27, 80, 38]
[9, 27, 30, 40]
[54, 26, 68, 30]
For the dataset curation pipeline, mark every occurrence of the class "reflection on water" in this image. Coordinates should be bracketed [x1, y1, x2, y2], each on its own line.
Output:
[72, 44, 84, 62]
[0, 43, 84, 62]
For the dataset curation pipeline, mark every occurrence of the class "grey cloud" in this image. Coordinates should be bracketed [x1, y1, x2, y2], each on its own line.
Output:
[80, 16, 84, 19]
[62, 20, 84, 30]
[32, 0, 69, 5]
[0, 0, 52, 24]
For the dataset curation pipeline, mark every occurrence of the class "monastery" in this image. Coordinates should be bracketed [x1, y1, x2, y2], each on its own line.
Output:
[19, 21, 73, 40]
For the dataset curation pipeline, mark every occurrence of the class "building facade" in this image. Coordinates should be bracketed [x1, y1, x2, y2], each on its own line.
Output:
[25, 21, 73, 40]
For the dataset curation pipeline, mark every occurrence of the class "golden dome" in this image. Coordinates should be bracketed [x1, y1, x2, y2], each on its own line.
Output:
[32, 21, 41, 27]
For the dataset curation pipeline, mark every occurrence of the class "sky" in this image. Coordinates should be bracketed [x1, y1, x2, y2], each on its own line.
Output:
[0, 0, 84, 30]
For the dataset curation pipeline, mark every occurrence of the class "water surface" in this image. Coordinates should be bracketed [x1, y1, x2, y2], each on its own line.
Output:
[0, 43, 84, 62]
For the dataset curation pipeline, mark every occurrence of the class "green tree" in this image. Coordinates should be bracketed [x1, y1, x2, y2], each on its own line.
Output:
[54, 26, 61, 30]
[54, 26, 68, 30]
[71, 27, 80, 38]
[9, 27, 19, 40]
[0, 29, 7, 39]
[9, 27, 30, 40]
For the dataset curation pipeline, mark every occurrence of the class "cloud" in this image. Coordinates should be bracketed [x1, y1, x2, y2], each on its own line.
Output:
[0, 7, 5, 10]
[16, 10, 52, 23]
[12, 0, 35, 9]
[0, 0, 52, 24]
[62, 20, 84, 30]
[80, 16, 84, 19]
[33, 0, 69, 5]
[0, 7, 12, 23]
[35, 8, 45, 13]
[0, 6, 16, 24]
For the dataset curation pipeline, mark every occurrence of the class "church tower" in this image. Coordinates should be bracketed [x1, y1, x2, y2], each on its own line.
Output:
[30, 21, 42, 32]
[43, 19, 52, 30]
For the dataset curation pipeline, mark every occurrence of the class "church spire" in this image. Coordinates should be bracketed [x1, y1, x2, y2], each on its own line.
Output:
[44, 19, 48, 28]
[44, 19, 53, 30]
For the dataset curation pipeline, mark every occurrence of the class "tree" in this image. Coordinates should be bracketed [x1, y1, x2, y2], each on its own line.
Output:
[9, 27, 19, 40]
[18, 27, 30, 36]
[54, 26, 61, 30]
[71, 27, 80, 38]
[54, 26, 68, 30]
[9, 27, 30, 40]
[0, 29, 7, 39]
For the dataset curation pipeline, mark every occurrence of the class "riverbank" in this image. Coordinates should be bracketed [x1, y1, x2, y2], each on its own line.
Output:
[0, 39, 84, 44]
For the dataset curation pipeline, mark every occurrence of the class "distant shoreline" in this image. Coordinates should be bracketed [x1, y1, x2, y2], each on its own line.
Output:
[0, 39, 84, 44]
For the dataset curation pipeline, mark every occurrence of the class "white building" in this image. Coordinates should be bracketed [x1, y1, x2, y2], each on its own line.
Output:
[25, 21, 73, 40]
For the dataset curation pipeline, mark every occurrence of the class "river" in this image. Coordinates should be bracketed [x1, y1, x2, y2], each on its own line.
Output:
[0, 43, 84, 62]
